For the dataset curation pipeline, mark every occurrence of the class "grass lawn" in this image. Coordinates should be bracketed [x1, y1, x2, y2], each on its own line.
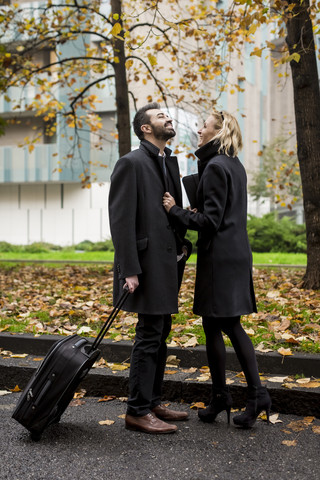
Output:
[0, 250, 307, 265]
[0, 263, 318, 354]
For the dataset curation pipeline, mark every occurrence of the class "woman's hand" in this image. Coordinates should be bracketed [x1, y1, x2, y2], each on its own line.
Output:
[163, 192, 176, 212]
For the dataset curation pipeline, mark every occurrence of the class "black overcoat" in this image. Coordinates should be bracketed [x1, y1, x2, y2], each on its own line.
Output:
[109, 140, 186, 315]
[169, 141, 257, 318]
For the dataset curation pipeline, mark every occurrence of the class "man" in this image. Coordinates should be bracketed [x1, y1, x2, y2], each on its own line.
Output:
[108, 102, 190, 434]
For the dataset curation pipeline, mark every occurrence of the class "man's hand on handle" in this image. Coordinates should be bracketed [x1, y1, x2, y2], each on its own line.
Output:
[124, 275, 139, 294]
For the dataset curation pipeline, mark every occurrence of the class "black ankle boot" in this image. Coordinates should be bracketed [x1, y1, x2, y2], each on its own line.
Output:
[233, 386, 271, 428]
[198, 387, 233, 424]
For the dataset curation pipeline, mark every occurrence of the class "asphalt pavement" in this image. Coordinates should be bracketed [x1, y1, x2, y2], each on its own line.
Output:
[1, 393, 319, 480]
[0, 333, 319, 479]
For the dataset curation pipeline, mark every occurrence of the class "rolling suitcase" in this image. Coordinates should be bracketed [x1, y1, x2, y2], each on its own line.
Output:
[12, 288, 130, 440]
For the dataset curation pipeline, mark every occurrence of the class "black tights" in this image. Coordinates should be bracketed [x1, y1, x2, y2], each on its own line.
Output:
[202, 316, 261, 389]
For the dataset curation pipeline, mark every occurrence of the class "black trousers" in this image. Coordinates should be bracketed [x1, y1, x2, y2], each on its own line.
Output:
[127, 313, 172, 417]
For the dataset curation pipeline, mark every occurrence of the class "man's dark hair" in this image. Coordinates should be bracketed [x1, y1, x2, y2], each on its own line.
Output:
[133, 102, 161, 140]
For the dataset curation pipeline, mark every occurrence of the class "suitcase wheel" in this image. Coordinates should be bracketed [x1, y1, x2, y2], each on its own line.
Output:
[30, 430, 42, 442]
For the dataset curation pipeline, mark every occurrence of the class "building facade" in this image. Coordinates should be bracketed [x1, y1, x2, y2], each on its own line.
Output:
[0, 1, 301, 245]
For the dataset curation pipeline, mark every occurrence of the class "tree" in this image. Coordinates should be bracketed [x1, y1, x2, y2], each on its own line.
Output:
[285, 0, 320, 289]
[249, 136, 302, 210]
[0, 0, 319, 288]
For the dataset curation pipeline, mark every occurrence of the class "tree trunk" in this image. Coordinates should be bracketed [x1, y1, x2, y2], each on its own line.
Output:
[111, 0, 131, 156]
[286, 0, 320, 289]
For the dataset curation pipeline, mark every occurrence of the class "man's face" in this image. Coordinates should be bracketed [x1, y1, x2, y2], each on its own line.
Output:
[145, 109, 176, 141]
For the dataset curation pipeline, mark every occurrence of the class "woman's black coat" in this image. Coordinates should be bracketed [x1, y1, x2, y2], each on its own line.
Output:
[169, 141, 257, 318]
[109, 140, 187, 315]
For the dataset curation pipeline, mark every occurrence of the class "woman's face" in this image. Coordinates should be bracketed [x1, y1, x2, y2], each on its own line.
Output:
[197, 115, 218, 148]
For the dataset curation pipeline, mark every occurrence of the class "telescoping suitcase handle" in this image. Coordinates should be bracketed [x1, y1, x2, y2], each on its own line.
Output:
[89, 287, 130, 353]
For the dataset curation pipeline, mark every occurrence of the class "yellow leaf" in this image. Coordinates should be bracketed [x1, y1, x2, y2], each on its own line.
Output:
[10, 385, 21, 392]
[191, 402, 206, 409]
[125, 59, 133, 69]
[148, 54, 157, 66]
[99, 419, 115, 426]
[277, 347, 293, 356]
[97, 395, 116, 402]
[111, 22, 121, 36]
[282, 440, 297, 447]
[312, 426, 320, 434]
[288, 53, 300, 63]
[28, 144, 35, 153]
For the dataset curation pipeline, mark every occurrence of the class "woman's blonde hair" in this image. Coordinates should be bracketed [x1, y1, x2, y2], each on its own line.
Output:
[210, 110, 243, 157]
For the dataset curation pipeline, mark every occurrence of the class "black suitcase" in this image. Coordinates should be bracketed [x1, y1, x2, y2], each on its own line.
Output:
[12, 288, 129, 440]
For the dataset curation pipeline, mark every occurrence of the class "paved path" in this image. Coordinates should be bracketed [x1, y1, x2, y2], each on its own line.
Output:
[1, 394, 319, 480]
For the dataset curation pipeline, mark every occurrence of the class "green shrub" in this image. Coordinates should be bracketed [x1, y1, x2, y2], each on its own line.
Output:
[0, 242, 22, 253]
[247, 213, 306, 253]
[185, 230, 198, 253]
[90, 240, 114, 252]
[74, 240, 114, 252]
[74, 240, 94, 251]
[24, 243, 49, 253]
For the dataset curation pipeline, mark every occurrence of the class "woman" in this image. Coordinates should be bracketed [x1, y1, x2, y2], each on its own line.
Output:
[163, 110, 271, 428]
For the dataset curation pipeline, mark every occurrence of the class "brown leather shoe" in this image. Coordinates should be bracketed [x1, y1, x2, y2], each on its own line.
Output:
[125, 413, 177, 434]
[152, 404, 189, 421]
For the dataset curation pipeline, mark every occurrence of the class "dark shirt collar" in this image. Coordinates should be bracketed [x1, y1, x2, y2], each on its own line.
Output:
[140, 139, 173, 158]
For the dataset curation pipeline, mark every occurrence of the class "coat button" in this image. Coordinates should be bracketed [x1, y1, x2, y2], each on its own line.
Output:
[167, 246, 173, 252]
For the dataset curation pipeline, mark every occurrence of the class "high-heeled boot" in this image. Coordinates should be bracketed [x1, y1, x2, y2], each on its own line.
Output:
[233, 386, 271, 428]
[198, 387, 233, 424]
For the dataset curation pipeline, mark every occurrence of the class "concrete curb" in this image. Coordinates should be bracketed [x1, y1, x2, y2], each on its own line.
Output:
[0, 355, 319, 418]
[1, 333, 319, 418]
[1, 332, 320, 376]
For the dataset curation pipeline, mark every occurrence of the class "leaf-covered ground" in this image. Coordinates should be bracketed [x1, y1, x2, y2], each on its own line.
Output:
[0, 264, 319, 354]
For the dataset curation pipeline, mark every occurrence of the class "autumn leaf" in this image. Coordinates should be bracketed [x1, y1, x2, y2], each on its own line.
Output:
[277, 347, 293, 356]
[190, 402, 206, 409]
[98, 395, 116, 402]
[282, 440, 297, 447]
[99, 419, 115, 426]
[10, 385, 21, 392]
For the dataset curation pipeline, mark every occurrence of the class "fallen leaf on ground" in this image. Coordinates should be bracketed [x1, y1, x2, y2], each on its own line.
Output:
[181, 367, 197, 374]
[69, 399, 85, 406]
[277, 347, 293, 356]
[312, 425, 320, 434]
[268, 413, 282, 424]
[190, 402, 205, 409]
[109, 363, 129, 371]
[226, 378, 234, 385]
[118, 414, 126, 419]
[98, 395, 116, 402]
[267, 376, 289, 383]
[296, 378, 311, 384]
[10, 354, 28, 358]
[99, 419, 115, 426]
[74, 389, 86, 398]
[255, 344, 273, 353]
[0, 390, 11, 396]
[166, 355, 181, 366]
[287, 419, 313, 432]
[282, 440, 297, 447]
[164, 370, 177, 375]
[10, 385, 21, 392]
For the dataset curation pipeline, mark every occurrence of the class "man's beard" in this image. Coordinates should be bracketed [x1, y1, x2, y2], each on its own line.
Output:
[151, 123, 176, 141]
